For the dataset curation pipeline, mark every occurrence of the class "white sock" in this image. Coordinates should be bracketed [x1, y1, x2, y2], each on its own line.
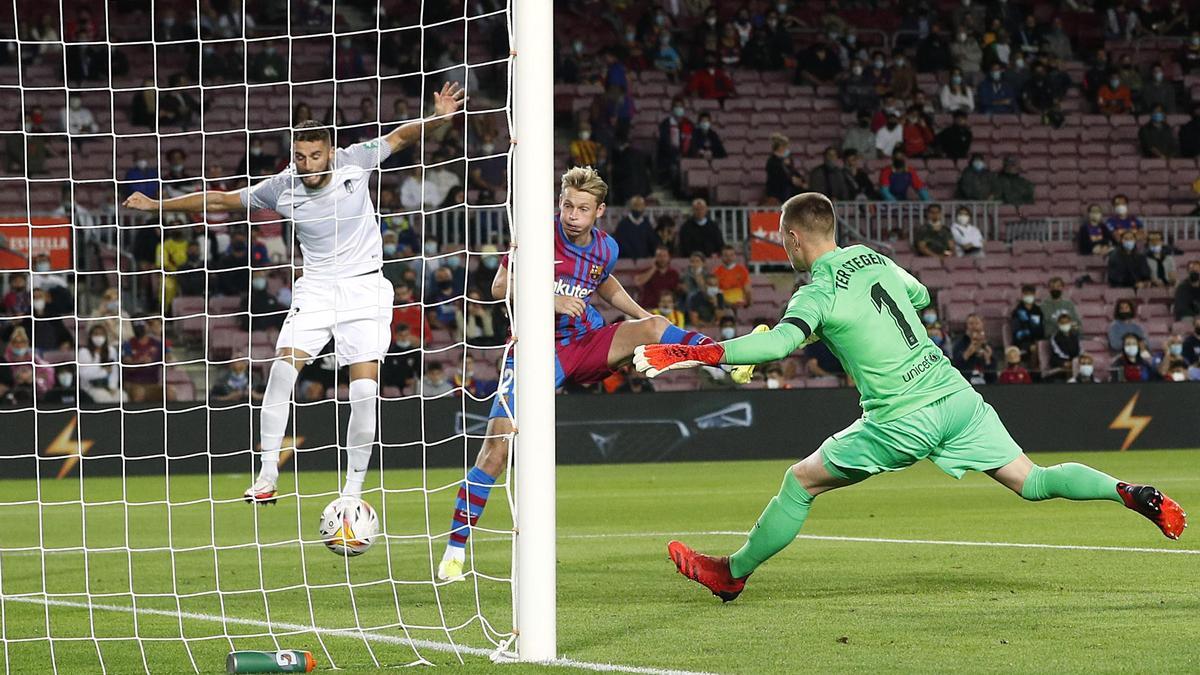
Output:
[342, 378, 378, 496]
[258, 360, 299, 482]
[442, 545, 464, 563]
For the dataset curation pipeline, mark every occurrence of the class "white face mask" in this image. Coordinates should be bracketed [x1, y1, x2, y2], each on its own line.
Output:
[251, 277, 267, 291]
[579, 130, 591, 141]
[1115, 204, 1129, 216]
[383, 243, 397, 256]
[1058, 323, 1072, 334]
[720, 327, 736, 340]
[136, 159, 148, 169]
[1022, 294, 1035, 305]
[32, 298, 45, 312]
[1124, 344, 1139, 357]
[91, 335, 106, 347]
[1170, 343, 1183, 356]
[481, 143, 495, 154]
[424, 242, 438, 255]
[766, 377, 782, 389]
[58, 373, 73, 387]
[1078, 364, 1094, 378]
[956, 213, 970, 225]
[1171, 371, 1186, 382]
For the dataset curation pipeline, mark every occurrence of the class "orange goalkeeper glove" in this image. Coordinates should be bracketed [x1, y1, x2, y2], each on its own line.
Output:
[632, 343, 726, 378]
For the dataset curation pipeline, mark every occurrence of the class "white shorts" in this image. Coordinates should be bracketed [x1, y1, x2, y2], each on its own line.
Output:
[277, 272, 393, 367]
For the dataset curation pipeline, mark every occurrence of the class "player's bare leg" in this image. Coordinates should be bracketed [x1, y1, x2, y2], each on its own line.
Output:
[342, 360, 380, 497]
[606, 315, 673, 368]
[245, 347, 311, 504]
[988, 453, 1187, 540]
[439, 416, 512, 582]
[669, 450, 859, 601]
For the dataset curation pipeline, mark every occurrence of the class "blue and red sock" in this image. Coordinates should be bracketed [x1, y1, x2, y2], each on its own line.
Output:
[659, 324, 714, 346]
[448, 466, 496, 550]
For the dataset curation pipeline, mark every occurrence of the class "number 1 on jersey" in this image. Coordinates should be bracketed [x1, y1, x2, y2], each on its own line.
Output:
[871, 282, 919, 349]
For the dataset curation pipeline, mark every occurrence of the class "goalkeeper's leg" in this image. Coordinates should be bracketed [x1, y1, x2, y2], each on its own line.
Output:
[669, 450, 858, 601]
[989, 453, 1187, 539]
[246, 348, 307, 503]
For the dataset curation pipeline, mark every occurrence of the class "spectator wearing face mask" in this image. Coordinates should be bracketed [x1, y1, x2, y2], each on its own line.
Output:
[1009, 285, 1044, 369]
[1069, 353, 1100, 383]
[678, 199, 724, 258]
[950, 206, 984, 257]
[842, 111, 876, 159]
[941, 68, 976, 113]
[842, 150, 879, 200]
[1158, 334, 1187, 380]
[1041, 277, 1081, 336]
[874, 111, 904, 157]
[651, 291, 686, 328]
[1045, 311, 1082, 381]
[684, 55, 736, 102]
[123, 151, 159, 199]
[953, 314, 996, 384]
[569, 121, 601, 168]
[42, 365, 87, 408]
[1103, 196, 1139, 242]
[1144, 230, 1176, 287]
[956, 154, 997, 201]
[239, 137, 278, 178]
[914, 204, 953, 256]
[763, 363, 790, 390]
[421, 362, 453, 397]
[839, 61, 879, 114]
[1182, 317, 1200, 364]
[1098, 73, 1133, 115]
[901, 105, 935, 157]
[425, 266, 463, 331]
[391, 283, 429, 344]
[998, 346, 1033, 384]
[1139, 104, 1180, 158]
[1175, 260, 1200, 320]
[978, 65, 1017, 114]
[951, 29, 983, 82]
[1140, 65, 1176, 114]
[689, 113, 726, 159]
[921, 306, 949, 353]
[994, 156, 1035, 205]
[808, 146, 855, 201]
[1078, 203, 1114, 256]
[657, 98, 693, 195]
[1111, 333, 1157, 382]
[687, 273, 726, 325]
[935, 110, 973, 160]
[889, 51, 916, 99]
[878, 150, 930, 201]
[1107, 230, 1152, 289]
[765, 135, 808, 205]
[1108, 299, 1146, 351]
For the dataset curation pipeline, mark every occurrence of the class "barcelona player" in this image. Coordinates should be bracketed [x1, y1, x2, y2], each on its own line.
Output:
[634, 192, 1187, 602]
[436, 166, 761, 581]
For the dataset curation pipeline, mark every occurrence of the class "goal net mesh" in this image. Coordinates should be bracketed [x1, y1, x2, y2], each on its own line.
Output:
[0, 0, 518, 670]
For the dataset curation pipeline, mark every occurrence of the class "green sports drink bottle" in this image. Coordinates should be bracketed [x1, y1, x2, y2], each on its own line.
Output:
[226, 650, 315, 673]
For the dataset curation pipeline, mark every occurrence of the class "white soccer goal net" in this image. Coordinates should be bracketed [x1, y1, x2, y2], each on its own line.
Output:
[0, 0, 553, 670]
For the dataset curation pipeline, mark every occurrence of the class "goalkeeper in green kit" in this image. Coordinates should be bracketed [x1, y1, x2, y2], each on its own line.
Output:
[633, 193, 1187, 602]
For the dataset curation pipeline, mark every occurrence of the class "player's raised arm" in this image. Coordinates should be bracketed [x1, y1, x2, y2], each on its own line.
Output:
[122, 187, 244, 213]
[383, 81, 466, 155]
[596, 275, 653, 320]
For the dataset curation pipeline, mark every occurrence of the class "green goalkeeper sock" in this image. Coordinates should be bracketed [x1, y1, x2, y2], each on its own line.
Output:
[1020, 463, 1122, 503]
[728, 471, 814, 579]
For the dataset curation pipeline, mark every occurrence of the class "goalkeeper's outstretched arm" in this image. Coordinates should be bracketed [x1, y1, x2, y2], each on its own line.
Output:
[122, 189, 244, 213]
[383, 81, 466, 155]
[720, 321, 808, 365]
[634, 322, 808, 378]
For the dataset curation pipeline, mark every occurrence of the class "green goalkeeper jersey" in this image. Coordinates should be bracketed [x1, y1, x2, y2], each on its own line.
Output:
[724, 245, 970, 422]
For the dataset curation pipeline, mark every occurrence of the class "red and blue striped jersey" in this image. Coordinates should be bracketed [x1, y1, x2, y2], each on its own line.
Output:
[554, 218, 619, 346]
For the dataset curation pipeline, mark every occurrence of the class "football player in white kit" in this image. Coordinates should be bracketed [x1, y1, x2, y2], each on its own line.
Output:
[123, 82, 466, 503]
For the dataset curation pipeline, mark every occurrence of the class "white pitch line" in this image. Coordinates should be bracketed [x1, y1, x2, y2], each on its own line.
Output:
[1, 596, 715, 675]
[3, 530, 1197, 559]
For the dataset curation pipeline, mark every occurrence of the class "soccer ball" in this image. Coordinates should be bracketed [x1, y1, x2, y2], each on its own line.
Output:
[318, 496, 379, 557]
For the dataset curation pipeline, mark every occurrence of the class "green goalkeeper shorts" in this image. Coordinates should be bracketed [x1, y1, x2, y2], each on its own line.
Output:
[818, 387, 1023, 481]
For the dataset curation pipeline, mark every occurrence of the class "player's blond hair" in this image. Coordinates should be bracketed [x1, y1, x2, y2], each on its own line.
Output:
[781, 192, 837, 238]
[560, 166, 608, 205]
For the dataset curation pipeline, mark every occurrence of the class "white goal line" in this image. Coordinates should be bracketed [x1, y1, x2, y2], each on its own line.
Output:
[0, 596, 716, 675]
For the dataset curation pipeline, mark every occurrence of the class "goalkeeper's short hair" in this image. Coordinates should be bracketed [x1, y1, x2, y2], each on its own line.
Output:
[293, 119, 332, 145]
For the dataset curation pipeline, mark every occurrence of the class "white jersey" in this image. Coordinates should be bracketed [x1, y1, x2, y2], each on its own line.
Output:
[240, 137, 393, 280]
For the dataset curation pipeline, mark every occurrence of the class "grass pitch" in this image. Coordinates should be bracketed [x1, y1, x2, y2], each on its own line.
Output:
[1, 449, 1198, 673]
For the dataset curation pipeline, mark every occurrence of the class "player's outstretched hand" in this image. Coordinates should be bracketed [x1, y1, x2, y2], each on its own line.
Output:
[554, 294, 587, 318]
[122, 192, 158, 211]
[433, 81, 467, 118]
[633, 343, 726, 379]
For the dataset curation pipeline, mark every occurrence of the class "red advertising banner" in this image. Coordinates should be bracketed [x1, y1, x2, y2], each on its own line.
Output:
[0, 218, 73, 270]
[748, 211, 788, 263]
